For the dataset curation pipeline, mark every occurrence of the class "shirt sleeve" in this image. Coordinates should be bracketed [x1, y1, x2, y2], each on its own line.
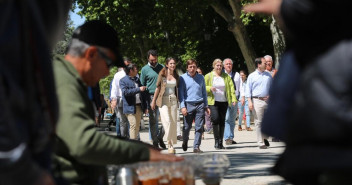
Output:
[55, 78, 149, 166]
[245, 75, 252, 98]
[201, 76, 208, 107]
[140, 67, 146, 86]
[178, 76, 186, 109]
[234, 72, 241, 96]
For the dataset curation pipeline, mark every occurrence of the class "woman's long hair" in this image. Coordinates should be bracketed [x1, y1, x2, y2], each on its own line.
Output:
[159, 57, 179, 81]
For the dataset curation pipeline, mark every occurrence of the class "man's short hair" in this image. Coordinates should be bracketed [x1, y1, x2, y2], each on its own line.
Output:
[186, 59, 198, 68]
[255, 57, 263, 68]
[124, 63, 138, 75]
[70, 20, 124, 67]
[223, 58, 233, 65]
[264, 55, 273, 61]
[147, 49, 158, 58]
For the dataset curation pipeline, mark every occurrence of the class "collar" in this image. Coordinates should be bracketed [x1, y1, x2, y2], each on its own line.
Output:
[148, 62, 159, 68]
[186, 72, 197, 78]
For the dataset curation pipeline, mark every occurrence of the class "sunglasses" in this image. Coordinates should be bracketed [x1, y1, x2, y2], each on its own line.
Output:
[97, 49, 114, 69]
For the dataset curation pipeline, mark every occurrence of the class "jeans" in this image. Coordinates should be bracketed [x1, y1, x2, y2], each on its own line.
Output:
[116, 106, 129, 138]
[148, 95, 164, 143]
[224, 103, 238, 140]
[238, 100, 251, 127]
[183, 102, 205, 149]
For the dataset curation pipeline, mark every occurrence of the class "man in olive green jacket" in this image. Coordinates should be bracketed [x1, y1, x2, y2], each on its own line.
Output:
[53, 21, 181, 185]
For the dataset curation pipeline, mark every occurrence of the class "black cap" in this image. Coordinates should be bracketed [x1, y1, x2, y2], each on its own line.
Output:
[72, 20, 124, 67]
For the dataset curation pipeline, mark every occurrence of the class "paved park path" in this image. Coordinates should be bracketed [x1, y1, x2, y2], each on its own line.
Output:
[98, 116, 291, 185]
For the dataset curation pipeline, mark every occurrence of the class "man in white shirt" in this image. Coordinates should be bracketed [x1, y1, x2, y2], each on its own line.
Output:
[223, 58, 240, 145]
[111, 57, 131, 138]
[246, 57, 273, 149]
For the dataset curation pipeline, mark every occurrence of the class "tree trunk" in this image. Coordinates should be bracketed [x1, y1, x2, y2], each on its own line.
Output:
[269, 15, 286, 69]
[212, 0, 257, 72]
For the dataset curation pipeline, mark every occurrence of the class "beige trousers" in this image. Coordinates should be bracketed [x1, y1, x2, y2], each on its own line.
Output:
[126, 105, 142, 140]
[159, 95, 178, 146]
[252, 98, 269, 146]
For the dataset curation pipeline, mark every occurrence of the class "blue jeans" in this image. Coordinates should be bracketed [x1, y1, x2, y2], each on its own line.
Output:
[148, 95, 164, 143]
[238, 100, 251, 127]
[183, 102, 205, 149]
[115, 116, 120, 136]
[224, 103, 238, 140]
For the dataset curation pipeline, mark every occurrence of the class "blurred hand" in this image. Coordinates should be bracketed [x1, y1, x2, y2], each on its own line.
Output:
[210, 87, 216, 93]
[205, 107, 211, 115]
[181, 108, 188, 116]
[149, 148, 184, 162]
[140, 86, 147, 91]
[145, 109, 149, 115]
[248, 101, 253, 111]
[241, 98, 245, 105]
[243, 0, 282, 15]
[151, 101, 156, 110]
[111, 99, 117, 110]
[35, 172, 56, 185]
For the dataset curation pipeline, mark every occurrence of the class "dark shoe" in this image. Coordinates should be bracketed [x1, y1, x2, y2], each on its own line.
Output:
[238, 125, 242, 131]
[182, 141, 188, 151]
[231, 140, 237, 144]
[193, 148, 203, 153]
[225, 139, 232, 145]
[158, 138, 167, 149]
[259, 145, 268, 149]
[219, 142, 226, 149]
[264, 139, 270, 147]
[153, 141, 160, 149]
[177, 135, 183, 141]
[214, 139, 220, 150]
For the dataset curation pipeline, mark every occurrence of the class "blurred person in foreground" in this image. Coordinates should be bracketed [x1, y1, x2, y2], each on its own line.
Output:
[0, 1, 71, 185]
[52, 20, 182, 185]
[245, 0, 352, 184]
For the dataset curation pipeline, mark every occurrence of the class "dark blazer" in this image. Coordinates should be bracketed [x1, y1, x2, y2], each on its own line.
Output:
[120, 75, 148, 114]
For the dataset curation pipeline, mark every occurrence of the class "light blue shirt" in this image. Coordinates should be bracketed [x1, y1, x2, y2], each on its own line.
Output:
[245, 70, 273, 98]
[178, 72, 208, 109]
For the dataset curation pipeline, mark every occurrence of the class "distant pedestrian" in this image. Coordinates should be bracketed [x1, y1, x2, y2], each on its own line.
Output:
[223, 58, 240, 145]
[120, 63, 148, 140]
[151, 57, 179, 154]
[205, 59, 237, 150]
[246, 57, 273, 149]
[178, 59, 210, 153]
[238, 70, 252, 131]
[140, 50, 166, 149]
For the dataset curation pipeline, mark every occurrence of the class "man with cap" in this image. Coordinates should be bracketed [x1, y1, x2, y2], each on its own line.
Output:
[52, 20, 182, 185]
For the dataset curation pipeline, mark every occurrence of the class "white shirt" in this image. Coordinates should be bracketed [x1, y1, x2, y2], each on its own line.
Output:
[225, 70, 240, 96]
[110, 69, 126, 100]
[212, 75, 227, 102]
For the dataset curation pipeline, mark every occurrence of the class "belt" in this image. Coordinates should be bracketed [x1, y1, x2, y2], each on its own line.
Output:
[252, 96, 266, 101]
[135, 103, 141, 106]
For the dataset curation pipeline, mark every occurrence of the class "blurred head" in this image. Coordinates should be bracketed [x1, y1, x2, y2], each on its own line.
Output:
[66, 20, 123, 86]
[165, 57, 176, 71]
[264, 55, 273, 70]
[147, 49, 158, 67]
[186, 59, 198, 77]
[223, 58, 233, 73]
[212, 59, 223, 74]
[124, 63, 139, 77]
[196, 67, 203, 75]
[255, 57, 266, 72]
[239, 70, 248, 81]
[123, 57, 132, 67]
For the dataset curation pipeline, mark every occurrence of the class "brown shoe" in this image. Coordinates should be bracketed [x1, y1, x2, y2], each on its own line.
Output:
[225, 139, 232, 145]
[193, 148, 203, 153]
[246, 127, 253, 131]
[238, 125, 242, 131]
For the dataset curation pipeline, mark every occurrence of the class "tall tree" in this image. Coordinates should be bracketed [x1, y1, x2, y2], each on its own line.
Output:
[53, 15, 74, 56]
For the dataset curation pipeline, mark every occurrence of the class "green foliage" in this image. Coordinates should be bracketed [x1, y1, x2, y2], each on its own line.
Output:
[99, 67, 118, 96]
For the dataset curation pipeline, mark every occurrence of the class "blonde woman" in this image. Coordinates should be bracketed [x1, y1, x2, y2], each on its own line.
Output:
[205, 59, 237, 150]
[151, 57, 179, 154]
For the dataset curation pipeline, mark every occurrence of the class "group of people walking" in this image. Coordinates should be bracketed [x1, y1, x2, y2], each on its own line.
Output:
[110, 49, 277, 153]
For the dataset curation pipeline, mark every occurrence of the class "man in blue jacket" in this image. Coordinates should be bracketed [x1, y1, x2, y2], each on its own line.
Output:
[120, 63, 148, 140]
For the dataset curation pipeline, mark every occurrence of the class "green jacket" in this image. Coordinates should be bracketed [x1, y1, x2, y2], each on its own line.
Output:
[52, 56, 149, 185]
[204, 71, 237, 106]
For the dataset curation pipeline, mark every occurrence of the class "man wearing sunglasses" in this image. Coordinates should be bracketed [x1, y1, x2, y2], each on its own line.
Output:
[52, 20, 182, 185]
